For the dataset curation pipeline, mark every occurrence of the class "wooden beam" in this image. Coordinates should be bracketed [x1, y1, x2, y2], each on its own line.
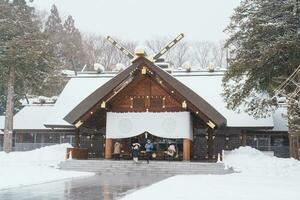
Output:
[183, 138, 191, 161]
[105, 138, 113, 159]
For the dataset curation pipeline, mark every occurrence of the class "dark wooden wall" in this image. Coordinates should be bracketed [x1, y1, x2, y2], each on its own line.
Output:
[108, 74, 185, 112]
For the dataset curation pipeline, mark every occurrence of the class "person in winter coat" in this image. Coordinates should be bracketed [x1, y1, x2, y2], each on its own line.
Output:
[113, 142, 122, 160]
[145, 139, 154, 164]
[165, 143, 176, 161]
[132, 142, 141, 163]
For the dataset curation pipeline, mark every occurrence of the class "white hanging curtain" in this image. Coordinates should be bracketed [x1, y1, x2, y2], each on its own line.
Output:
[106, 112, 193, 140]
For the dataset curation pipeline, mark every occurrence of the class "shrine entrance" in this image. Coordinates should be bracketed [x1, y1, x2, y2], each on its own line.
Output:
[110, 132, 183, 161]
[104, 111, 192, 160]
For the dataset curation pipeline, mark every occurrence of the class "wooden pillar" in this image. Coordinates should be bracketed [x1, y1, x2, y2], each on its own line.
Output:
[183, 138, 191, 161]
[241, 133, 247, 146]
[289, 133, 299, 159]
[207, 128, 214, 160]
[34, 133, 37, 143]
[75, 128, 80, 148]
[41, 133, 44, 146]
[105, 138, 113, 159]
[19, 132, 24, 143]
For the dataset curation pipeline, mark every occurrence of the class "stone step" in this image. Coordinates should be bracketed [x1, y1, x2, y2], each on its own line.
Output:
[63, 160, 221, 164]
[59, 165, 224, 169]
[60, 168, 226, 173]
[61, 168, 224, 172]
[59, 160, 232, 175]
[60, 161, 224, 166]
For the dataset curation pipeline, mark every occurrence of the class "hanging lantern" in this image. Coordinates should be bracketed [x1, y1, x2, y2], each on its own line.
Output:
[141, 66, 147, 74]
[182, 100, 187, 108]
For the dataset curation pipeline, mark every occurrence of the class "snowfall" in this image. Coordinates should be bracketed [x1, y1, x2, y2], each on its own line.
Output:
[0, 144, 94, 190]
[123, 147, 300, 200]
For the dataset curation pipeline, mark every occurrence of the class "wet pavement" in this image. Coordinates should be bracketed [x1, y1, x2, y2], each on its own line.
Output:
[0, 174, 169, 200]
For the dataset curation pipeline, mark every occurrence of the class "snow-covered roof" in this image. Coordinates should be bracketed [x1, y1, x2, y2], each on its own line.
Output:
[175, 74, 274, 127]
[13, 105, 54, 130]
[44, 77, 112, 127]
[0, 105, 55, 131]
[272, 106, 288, 132]
[45, 71, 282, 128]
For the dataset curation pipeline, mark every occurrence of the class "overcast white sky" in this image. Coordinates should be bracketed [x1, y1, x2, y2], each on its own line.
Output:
[31, 0, 241, 42]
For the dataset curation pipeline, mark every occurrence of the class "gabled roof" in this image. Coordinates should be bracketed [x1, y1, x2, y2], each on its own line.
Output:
[42, 70, 276, 128]
[64, 57, 227, 127]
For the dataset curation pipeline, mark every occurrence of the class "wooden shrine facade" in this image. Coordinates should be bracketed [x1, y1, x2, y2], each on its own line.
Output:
[64, 56, 227, 161]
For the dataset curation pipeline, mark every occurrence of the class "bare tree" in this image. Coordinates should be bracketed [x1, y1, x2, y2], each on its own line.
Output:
[168, 41, 191, 69]
[144, 36, 170, 56]
[145, 37, 192, 68]
[82, 35, 137, 70]
[193, 41, 214, 69]
[212, 40, 226, 68]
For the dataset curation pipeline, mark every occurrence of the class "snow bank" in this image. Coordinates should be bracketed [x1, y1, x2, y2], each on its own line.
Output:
[0, 143, 72, 168]
[0, 144, 94, 190]
[224, 146, 300, 177]
[122, 147, 300, 200]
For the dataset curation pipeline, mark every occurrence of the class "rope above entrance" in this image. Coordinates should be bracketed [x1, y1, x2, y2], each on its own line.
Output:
[106, 112, 193, 140]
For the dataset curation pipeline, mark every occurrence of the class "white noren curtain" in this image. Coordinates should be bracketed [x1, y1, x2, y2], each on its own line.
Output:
[106, 112, 192, 140]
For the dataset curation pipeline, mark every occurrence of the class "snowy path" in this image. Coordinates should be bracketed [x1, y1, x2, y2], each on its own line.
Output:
[0, 174, 168, 200]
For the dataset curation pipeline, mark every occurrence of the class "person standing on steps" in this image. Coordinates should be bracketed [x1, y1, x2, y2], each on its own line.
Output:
[165, 142, 176, 161]
[132, 142, 141, 163]
[113, 141, 122, 160]
[145, 139, 153, 164]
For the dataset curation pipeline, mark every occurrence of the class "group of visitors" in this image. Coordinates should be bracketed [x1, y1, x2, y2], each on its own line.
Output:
[113, 139, 177, 163]
[132, 139, 153, 163]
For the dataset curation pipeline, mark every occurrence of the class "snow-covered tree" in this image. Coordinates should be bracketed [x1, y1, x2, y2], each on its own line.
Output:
[44, 5, 63, 36]
[0, 0, 60, 152]
[44, 4, 64, 62]
[223, 0, 300, 158]
[62, 15, 86, 73]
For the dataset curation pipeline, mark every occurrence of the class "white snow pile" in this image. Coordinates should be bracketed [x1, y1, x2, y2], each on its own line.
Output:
[0, 144, 94, 190]
[224, 146, 300, 177]
[122, 146, 300, 200]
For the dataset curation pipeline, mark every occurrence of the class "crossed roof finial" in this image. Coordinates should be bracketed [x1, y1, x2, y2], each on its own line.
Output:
[106, 33, 185, 62]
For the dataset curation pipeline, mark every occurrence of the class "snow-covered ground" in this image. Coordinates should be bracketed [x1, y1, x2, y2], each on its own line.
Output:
[0, 144, 94, 190]
[122, 147, 300, 200]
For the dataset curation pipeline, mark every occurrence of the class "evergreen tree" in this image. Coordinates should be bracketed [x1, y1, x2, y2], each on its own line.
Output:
[0, 0, 60, 152]
[44, 4, 63, 35]
[223, 0, 300, 157]
[62, 15, 86, 73]
[42, 4, 66, 96]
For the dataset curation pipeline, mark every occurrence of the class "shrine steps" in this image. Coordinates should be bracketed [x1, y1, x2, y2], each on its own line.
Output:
[59, 160, 233, 175]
